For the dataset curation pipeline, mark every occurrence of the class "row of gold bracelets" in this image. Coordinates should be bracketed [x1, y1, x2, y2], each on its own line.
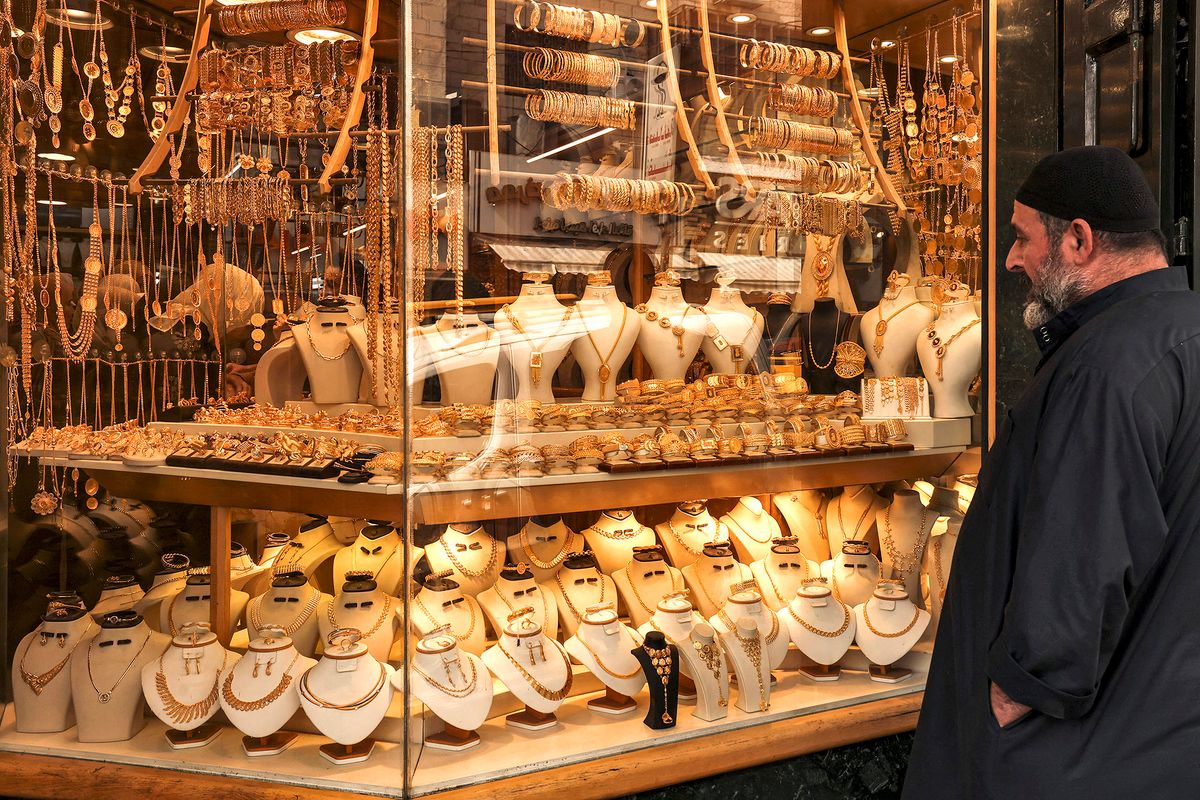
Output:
[171, 431, 360, 462]
[747, 117, 857, 155]
[767, 84, 839, 117]
[198, 41, 358, 95]
[513, 0, 646, 47]
[757, 190, 865, 236]
[194, 87, 350, 135]
[541, 173, 697, 215]
[755, 153, 869, 193]
[522, 47, 621, 89]
[218, 0, 346, 36]
[173, 175, 295, 226]
[193, 403, 406, 434]
[740, 40, 842, 78]
[525, 89, 636, 129]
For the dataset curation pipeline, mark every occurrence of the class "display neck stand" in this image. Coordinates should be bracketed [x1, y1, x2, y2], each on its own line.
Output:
[419, 312, 501, 406]
[636, 285, 704, 380]
[632, 631, 678, 729]
[247, 572, 328, 658]
[701, 285, 764, 375]
[545, 555, 615, 639]
[220, 628, 316, 756]
[134, 566, 188, 619]
[482, 614, 573, 728]
[12, 607, 95, 733]
[750, 540, 817, 611]
[877, 489, 937, 600]
[681, 545, 753, 620]
[720, 618, 771, 714]
[614, 546, 684, 629]
[298, 631, 395, 764]
[928, 486, 965, 520]
[428, 524, 503, 596]
[721, 496, 783, 563]
[412, 576, 487, 657]
[565, 606, 645, 714]
[72, 611, 169, 743]
[478, 566, 560, 641]
[495, 280, 582, 402]
[572, 282, 639, 401]
[92, 577, 145, 617]
[782, 581, 857, 681]
[922, 517, 961, 639]
[800, 297, 855, 395]
[506, 517, 583, 583]
[827, 485, 884, 556]
[344, 306, 407, 407]
[917, 299, 982, 418]
[333, 525, 406, 597]
[672, 619, 728, 721]
[824, 540, 882, 607]
[248, 517, 343, 596]
[774, 490, 832, 563]
[582, 509, 658, 575]
[403, 630, 494, 749]
[292, 307, 365, 406]
[854, 583, 930, 682]
[319, 576, 399, 663]
[141, 624, 235, 749]
[711, 589, 788, 670]
[860, 285, 935, 378]
[161, 575, 249, 638]
[656, 502, 729, 570]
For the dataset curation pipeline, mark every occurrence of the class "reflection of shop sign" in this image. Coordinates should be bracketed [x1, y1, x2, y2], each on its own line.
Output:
[534, 216, 634, 237]
[486, 179, 542, 205]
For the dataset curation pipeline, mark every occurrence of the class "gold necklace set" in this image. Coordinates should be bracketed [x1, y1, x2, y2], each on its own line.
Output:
[576, 632, 643, 680]
[248, 588, 320, 637]
[326, 594, 393, 639]
[733, 627, 768, 712]
[519, 527, 577, 570]
[924, 317, 980, 380]
[578, 303, 629, 398]
[221, 652, 301, 713]
[154, 652, 222, 725]
[642, 642, 674, 723]
[554, 571, 607, 622]
[19, 621, 93, 696]
[500, 304, 576, 388]
[881, 506, 930, 584]
[787, 600, 851, 638]
[300, 663, 388, 711]
[863, 601, 921, 638]
[412, 654, 479, 699]
[415, 593, 477, 642]
[719, 607, 780, 645]
[86, 634, 152, 704]
[497, 638, 574, 702]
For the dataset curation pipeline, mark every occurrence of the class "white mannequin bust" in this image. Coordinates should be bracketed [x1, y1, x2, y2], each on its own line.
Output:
[877, 490, 937, 600]
[331, 524, 407, 598]
[700, 276, 764, 375]
[133, 561, 190, 625]
[542, 554, 617, 640]
[614, 546, 685, 629]
[71, 610, 170, 743]
[493, 273, 583, 402]
[346, 299, 406, 407]
[425, 524, 504, 597]
[219, 626, 317, 755]
[141, 622, 236, 746]
[669, 618, 728, 722]
[564, 605, 646, 709]
[504, 516, 584, 584]
[253, 336, 307, 407]
[773, 490, 832, 563]
[681, 545, 754, 620]
[160, 571, 248, 638]
[637, 593, 708, 642]
[854, 581, 930, 679]
[416, 311, 502, 406]
[634, 273, 705, 380]
[482, 611, 573, 724]
[709, 588, 788, 670]
[720, 617, 771, 713]
[656, 501, 730, 570]
[402, 628, 494, 748]
[478, 565, 560, 642]
[91, 576, 146, 617]
[246, 517, 343, 597]
[581, 509, 658, 575]
[291, 305, 365, 405]
[750, 538, 819, 611]
[822, 540, 882, 607]
[12, 603, 96, 733]
[411, 574, 487, 657]
[317, 573, 400, 664]
[245, 568, 329, 658]
[922, 517, 960, 634]
[571, 272, 638, 401]
[781, 578, 856, 679]
[826, 485, 885, 555]
[860, 274, 936, 377]
[721, 496, 783, 563]
[917, 298, 982, 418]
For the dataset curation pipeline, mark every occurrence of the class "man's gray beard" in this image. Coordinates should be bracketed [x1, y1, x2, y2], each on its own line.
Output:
[1022, 248, 1089, 329]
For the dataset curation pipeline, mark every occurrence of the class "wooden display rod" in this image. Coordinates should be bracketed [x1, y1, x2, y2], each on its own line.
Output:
[414, 293, 578, 312]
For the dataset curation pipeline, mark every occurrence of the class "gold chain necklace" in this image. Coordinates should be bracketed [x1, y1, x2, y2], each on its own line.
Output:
[326, 594, 393, 639]
[304, 321, 353, 361]
[694, 565, 738, 611]
[627, 566, 681, 616]
[351, 543, 399, 578]
[579, 303, 628, 398]
[862, 602, 921, 638]
[680, 634, 726, 707]
[881, 506, 929, 583]
[412, 655, 478, 699]
[19, 621, 93, 696]
[87, 633, 152, 704]
[519, 527, 576, 570]
[705, 309, 762, 365]
[585, 513, 647, 541]
[576, 633, 643, 679]
[666, 519, 724, 556]
[300, 663, 388, 710]
[643, 643, 674, 723]
[933, 537, 948, 605]
[872, 300, 922, 356]
[249, 588, 319, 637]
[924, 316, 980, 380]
[154, 654, 222, 725]
[497, 639, 574, 701]
[762, 560, 808, 605]
[496, 583, 551, 631]
[734, 626, 768, 711]
[836, 493, 875, 541]
[415, 594, 477, 642]
[500, 304, 575, 387]
[221, 653, 301, 713]
[633, 303, 694, 357]
[719, 607, 780, 645]
[724, 512, 773, 544]
[440, 532, 499, 579]
[806, 307, 841, 369]
[787, 601, 851, 638]
[554, 571, 606, 622]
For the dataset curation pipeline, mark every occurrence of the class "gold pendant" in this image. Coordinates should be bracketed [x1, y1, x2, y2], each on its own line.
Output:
[731, 345, 744, 363]
[530, 351, 543, 387]
[662, 711, 673, 724]
[598, 363, 611, 384]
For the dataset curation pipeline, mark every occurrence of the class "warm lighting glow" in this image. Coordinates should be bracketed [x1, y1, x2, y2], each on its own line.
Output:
[46, 7, 111, 29]
[727, 12, 755, 23]
[38, 152, 75, 162]
[139, 44, 189, 62]
[807, 25, 833, 36]
[527, 127, 616, 164]
[880, 39, 897, 48]
[288, 27, 359, 44]
[37, 199, 67, 206]
[940, 54, 960, 63]
[641, 0, 658, 8]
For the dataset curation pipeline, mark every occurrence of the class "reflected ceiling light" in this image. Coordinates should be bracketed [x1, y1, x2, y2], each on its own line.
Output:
[807, 25, 833, 36]
[727, 12, 755, 23]
[346, 223, 367, 235]
[46, 7, 111, 29]
[641, 0, 658, 8]
[37, 199, 67, 206]
[38, 152, 75, 162]
[288, 27, 359, 44]
[940, 54, 959, 63]
[880, 39, 897, 48]
[139, 44, 190, 63]
[527, 126, 615, 163]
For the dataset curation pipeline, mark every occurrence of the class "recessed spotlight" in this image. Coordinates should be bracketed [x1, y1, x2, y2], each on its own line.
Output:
[940, 54, 960, 63]
[37, 199, 67, 206]
[139, 44, 190, 63]
[880, 39, 897, 48]
[45, 8, 112, 30]
[807, 25, 833, 36]
[641, 0, 657, 8]
[288, 27, 359, 44]
[38, 152, 75, 162]
[727, 12, 755, 23]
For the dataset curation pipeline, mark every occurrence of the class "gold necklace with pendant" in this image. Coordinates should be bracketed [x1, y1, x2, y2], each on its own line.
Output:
[501, 304, 575, 387]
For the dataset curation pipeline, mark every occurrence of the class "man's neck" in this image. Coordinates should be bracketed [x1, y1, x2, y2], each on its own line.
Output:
[1081, 255, 1169, 297]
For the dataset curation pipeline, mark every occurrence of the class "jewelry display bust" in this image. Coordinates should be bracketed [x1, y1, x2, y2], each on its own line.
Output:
[478, 564, 560, 642]
[332, 523, 407, 598]
[160, 570, 248, 638]
[12, 599, 95, 733]
[634, 275, 705, 380]
[799, 296, 855, 395]
[859, 276, 936, 378]
[542, 553, 616, 640]
[701, 277, 765, 375]
[141, 622, 236, 749]
[482, 610, 574, 729]
[291, 302, 366, 406]
[709, 586, 788, 670]
[299, 627, 396, 764]
[721, 496, 783, 563]
[426, 523, 504, 597]
[494, 274, 583, 402]
[91, 574, 145, 617]
[720, 617, 771, 714]
[70, 610, 168, 743]
[750, 538, 819, 612]
[922, 517, 961, 636]
[854, 581, 930, 682]
[317, 572, 400, 663]
[245, 567, 329, 658]
[614, 545, 685, 629]
[505, 516, 584, 583]
[416, 311, 502, 406]
[681, 545, 753, 620]
[826, 484, 885, 556]
[229, 542, 263, 593]
[571, 274, 638, 401]
[346, 300, 410, 407]
[774, 489, 832, 563]
[876, 489, 936, 600]
[631, 630, 678, 729]
[823, 540, 881, 607]
[582, 509, 658, 575]
[666, 619, 728, 722]
[402, 629, 494, 750]
[411, 573, 487, 657]
[656, 500, 730, 570]
[917, 298, 982, 418]
[566, 604, 645, 714]
[246, 516, 343, 596]
[219, 625, 316, 756]
[781, 577, 856, 681]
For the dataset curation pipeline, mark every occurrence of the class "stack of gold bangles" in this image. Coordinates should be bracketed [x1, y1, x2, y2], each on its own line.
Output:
[740, 40, 842, 78]
[523, 47, 621, 88]
[541, 173, 697, 215]
[757, 190, 865, 237]
[218, 0, 346, 36]
[513, 0, 645, 47]
[755, 153, 869, 193]
[767, 84, 839, 117]
[747, 117, 857, 155]
[525, 89, 636, 129]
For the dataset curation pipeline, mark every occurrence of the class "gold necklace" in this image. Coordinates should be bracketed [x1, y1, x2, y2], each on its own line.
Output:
[519, 527, 576, 570]
[501, 304, 575, 387]
[862, 601, 921, 638]
[221, 653, 301, 713]
[167, 592, 204, 637]
[719, 607, 780, 645]
[579, 303, 628, 398]
[762, 559, 808, 605]
[666, 518, 724, 556]
[733, 626, 768, 711]
[326, 594, 393, 639]
[496, 583, 551, 631]
[249, 588, 319, 637]
[787, 600, 851, 638]
[806, 307, 841, 369]
[87, 633, 152, 704]
[924, 316, 980, 380]
[627, 565, 681, 616]
[881, 506, 929, 583]
[412, 655, 479, 698]
[694, 565, 737, 611]
[872, 300, 922, 356]
[415, 593, 477, 642]
[554, 571, 606, 622]
[585, 513, 647, 541]
[933, 537, 948, 605]
[440, 531, 500, 579]
[304, 321, 353, 361]
[154, 654, 222, 725]
[705, 309, 762, 365]
[576, 632, 643, 679]
[299, 663, 388, 710]
[836, 492, 875, 541]
[684, 635, 726, 707]
[642, 643, 674, 723]
[19, 621, 93, 696]
[724, 512, 773, 544]
[633, 303, 694, 357]
[351, 541, 399, 578]
[497, 639, 574, 701]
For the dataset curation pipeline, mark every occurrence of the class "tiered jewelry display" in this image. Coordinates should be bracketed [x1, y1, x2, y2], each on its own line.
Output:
[299, 628, 396, 764]
[141, 622, 235, 749]
[219, 625, 316, 756]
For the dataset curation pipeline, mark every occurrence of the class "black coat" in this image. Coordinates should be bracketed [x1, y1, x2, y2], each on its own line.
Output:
[904, 267, 1200, 799]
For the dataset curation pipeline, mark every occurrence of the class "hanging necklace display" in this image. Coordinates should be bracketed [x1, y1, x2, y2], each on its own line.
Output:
[924, 316, 980, 380]
[579, 303, 629, 397]
[643, 641, 674, 723]
[500, 303, 575, 388]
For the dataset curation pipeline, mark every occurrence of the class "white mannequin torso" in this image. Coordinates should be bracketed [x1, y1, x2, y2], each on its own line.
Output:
[411, 584, 487, 657]
[403, 634, 494, 732]
[721, 497, 783, 563]
[781, 585, 856, 665]
[877, 490, 937, 600]
[425, 526, 504, 597]
[826, 486, 884, 555]
[482, 624, 573, 714]
[860, 286, 936, 377]
[635, 286, 705, 379]
[477, 572, 560, 641]
[245, 581, 329, 658]
[822, 548, 882, 607]
[701, 288, 764, 375]
[298, 642, 395, 745]
[504, 519, 584, 584]
[709, 591, 788, 670]
[346, 309, 405, 407]
[418, 314, 502, 406]
[614, 553, 685, 629]
[854, 588, 930, 666]
[571, 286, 638, 401]
[220, 637, 316, 739]
[681, 550, 754, 620]
[494, 284, 583, 402]
[318, 587, 400, 663]
[291, 309, 365, 405]
[773, 490, 832, 563]
[564, 608, 646, 697]
[917, 300, 981, 418]
[71, 619, 169, 742]
[656, 505, 730, 570]
[543, 562, 617, 639]
[331, 527, 408, 598]
[12, 613, 96, 733]
[141, 630, 236, 732]
[750, 547, 819, 611]
[581, 510, 657, 575]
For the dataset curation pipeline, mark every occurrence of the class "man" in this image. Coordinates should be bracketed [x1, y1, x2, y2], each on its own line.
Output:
[903, 145, 1200, 798]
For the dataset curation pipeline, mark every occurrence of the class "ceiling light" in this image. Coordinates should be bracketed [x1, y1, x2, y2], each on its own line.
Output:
[139, 44, 190, 63]
[526, 126, 615, 164]
[37, 199, 67, 206]
[880, 39, 897, 48]
[641, 0, 658, 8]
[940, 54, 960, 63]
[288, 27, 359, 44]
[727, 12, 755, 23]
[45, 7, 112, 30]
[807, 25, 833, 36]
[38, 152, 75, 162]
[346, 223, 367, 235]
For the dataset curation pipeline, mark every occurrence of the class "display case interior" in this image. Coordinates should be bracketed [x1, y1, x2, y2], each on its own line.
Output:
[0, 0, 989, 796]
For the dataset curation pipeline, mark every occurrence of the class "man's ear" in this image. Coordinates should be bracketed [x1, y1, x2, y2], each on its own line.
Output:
[1067, 218, 1096, 263]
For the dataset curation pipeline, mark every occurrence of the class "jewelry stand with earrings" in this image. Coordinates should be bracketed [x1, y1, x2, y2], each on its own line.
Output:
[140, 621, 235, 749]
[631, 630, 678, 730]
[400, 626, 494, 751]
[318, 571, 400, 663]
[478, 563, 561, 642]
[245, 516, 344, 597]
[782, 577, 857, 681]
[482, 607, 574, 731]
[565, 603, 645, 714]
[411, 571, 487, 657]
[71, 609, 169, 743]
[505, 515, 585, 583]
[290, 298, 368, 406]
[160, 567, 249, 637]
[701, 270, 765, 375]
[299, 627, 396, 765]
[656, 500, 730, 570]
[823, 540, 882, 607]
[570, 270, 638, 401]
[633, 270, 705, 380]
[332, 523, 407, 597]
[750, 537, 820, 612]
[585, 509, 660, 577]
[614, 545, 685, 630]
[12, 597, 95, 733]
[245, 565, 330, 658]
[220, 624, 317, 756]
[854, 580, 929, 683]
[859, 270, 935, 377]
[493, 271, 584, 403]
